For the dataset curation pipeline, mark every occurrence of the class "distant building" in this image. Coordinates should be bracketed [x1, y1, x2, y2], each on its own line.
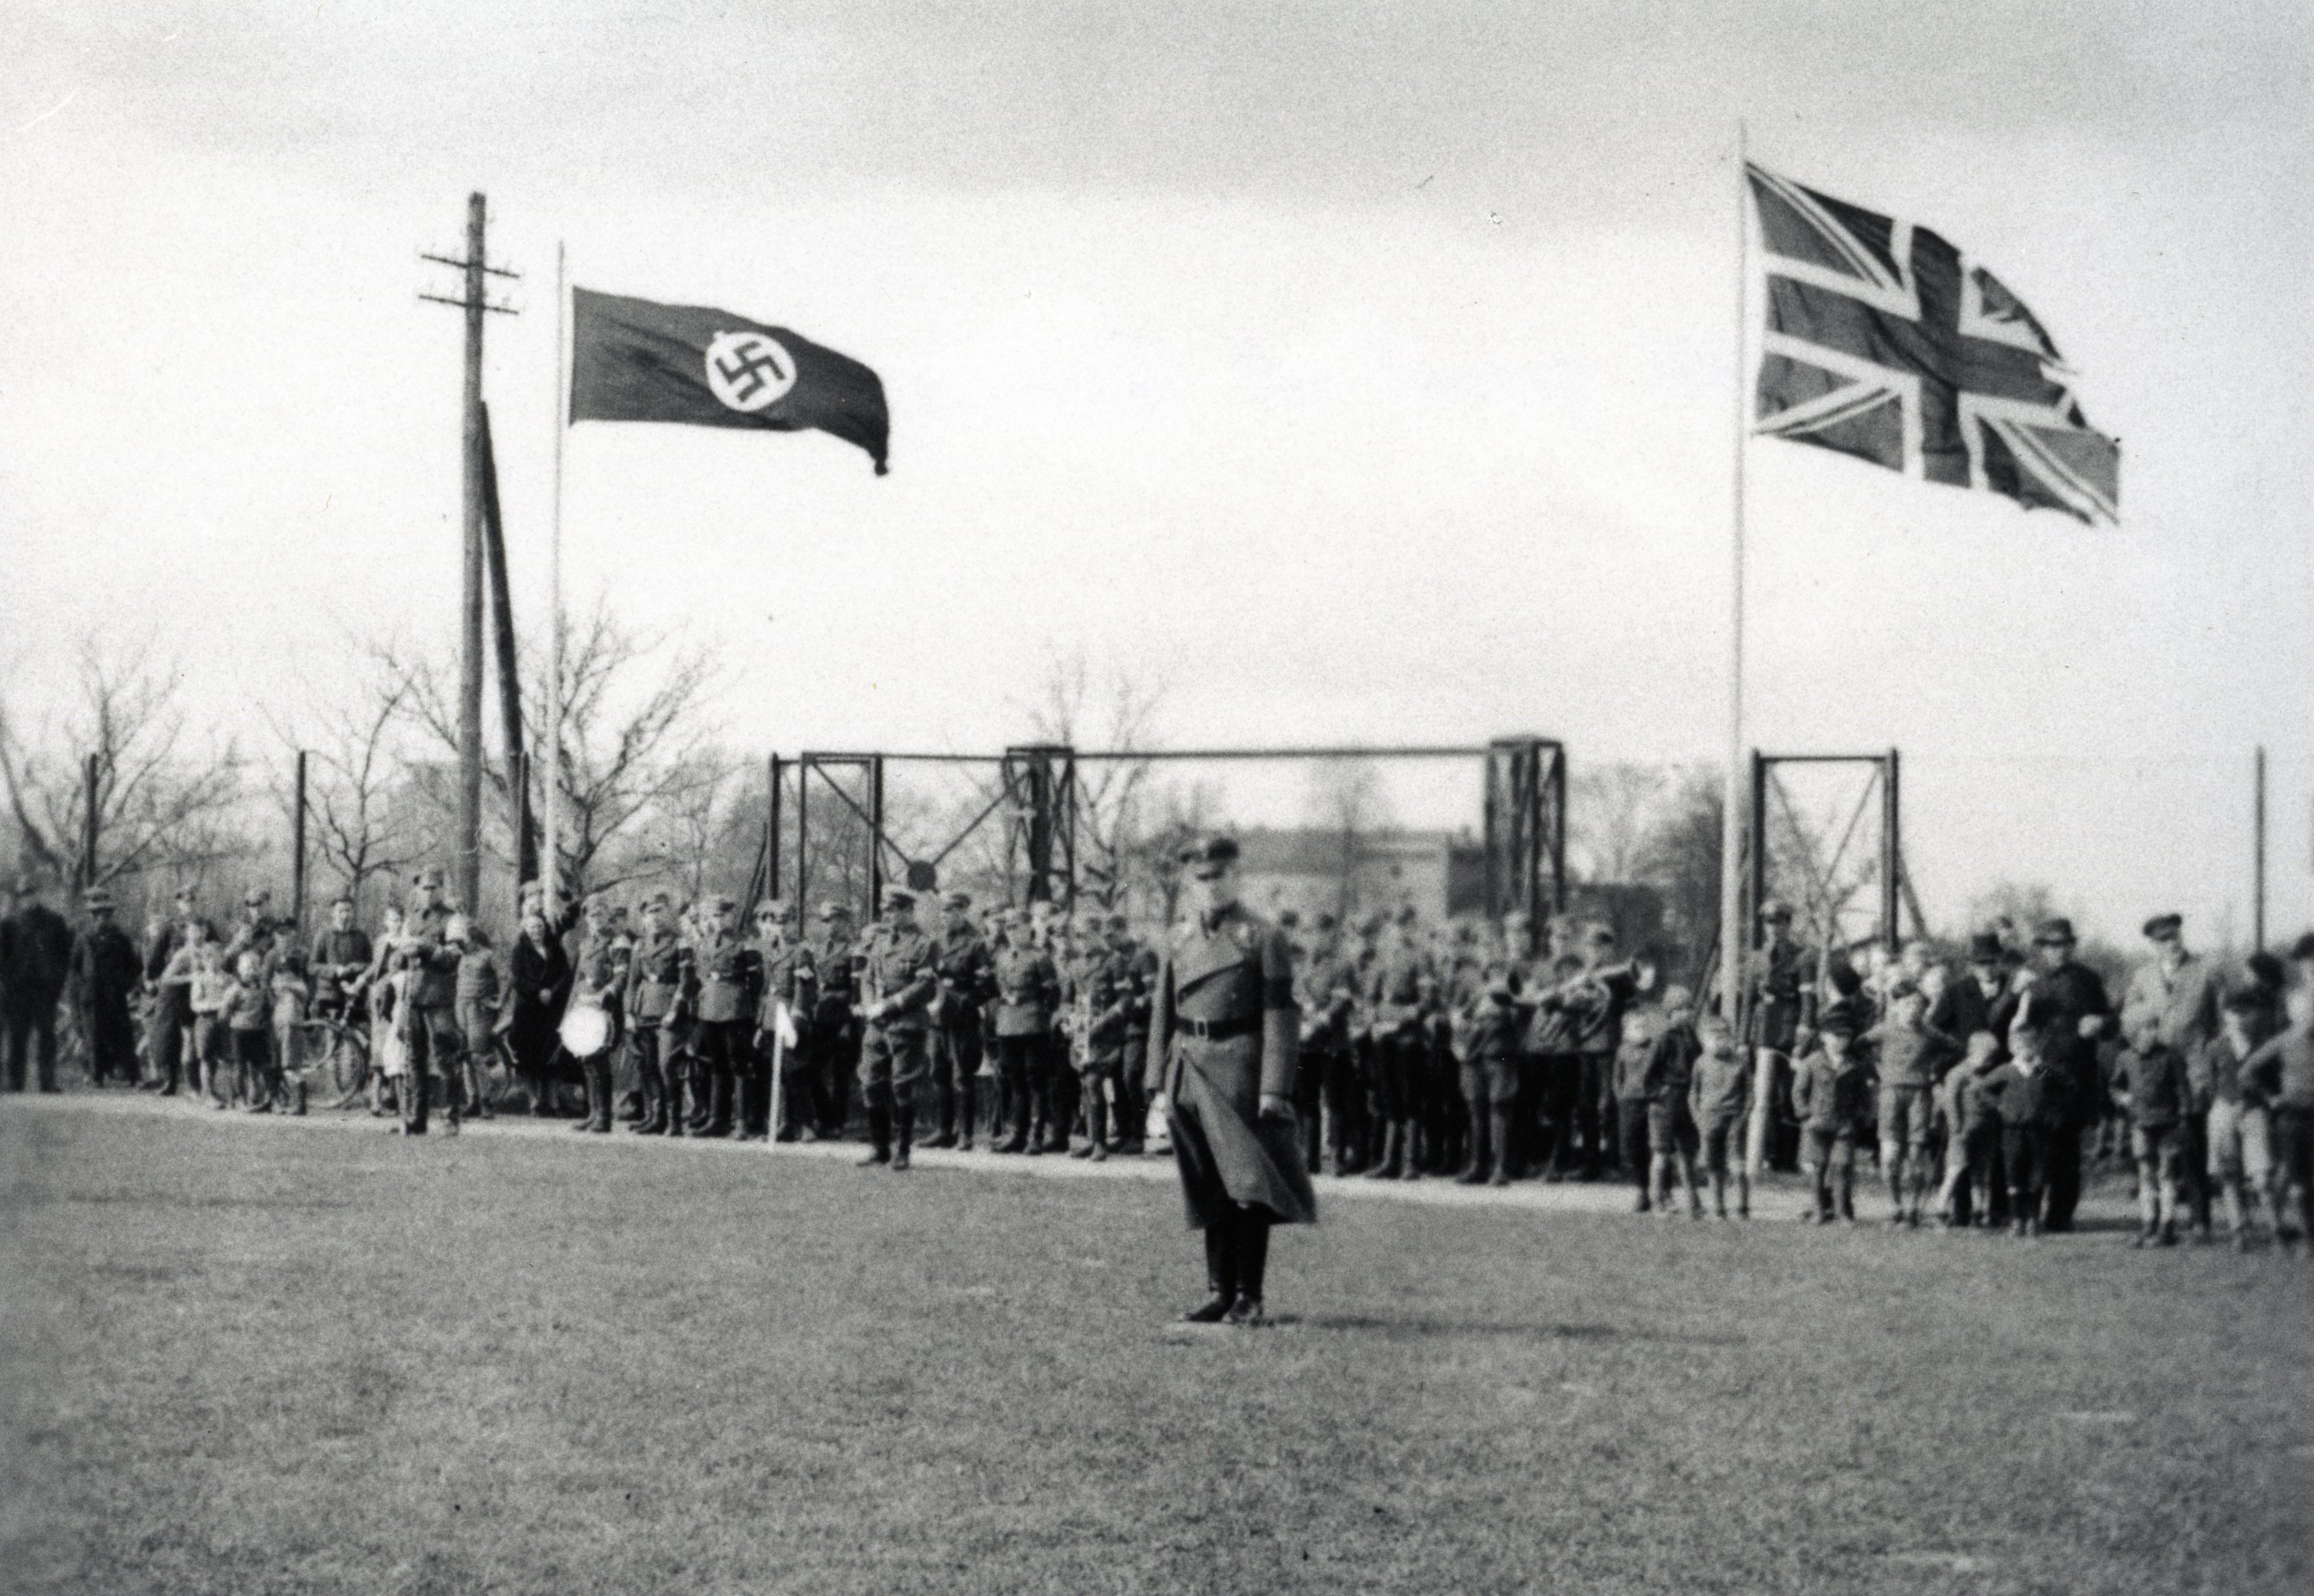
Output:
[1233, 826, 1489, 926]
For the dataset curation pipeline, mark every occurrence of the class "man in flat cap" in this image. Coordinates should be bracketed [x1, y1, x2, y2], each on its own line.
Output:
[1990, 917, 2112, 1231]
[1146, 836, 1316, 1326]
[928, 889, 993, 1150]
[852, 887, 939, 1168]
[1, 875, 73, 1092]
[1929, 931, 2018, 1225]
[69, 887, 143, 1088]
[2120, 912, 2226, 1237]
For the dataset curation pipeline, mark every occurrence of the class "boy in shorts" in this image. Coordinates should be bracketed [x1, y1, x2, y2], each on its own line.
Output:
[1641, 984, 1703, 1218]
[1978, 1017, 2064, 1237]
[2242, 984, 2314, 1255]
[1689, 1012, 1750, 1219]
[2194, 989, 2279, 1250]
[1867, 981, 1947, 1228]
[2110, 1027, 2191, 1246]
[1789, 1017, 1870, 1223]
[1935, 1031, 2003, 1229]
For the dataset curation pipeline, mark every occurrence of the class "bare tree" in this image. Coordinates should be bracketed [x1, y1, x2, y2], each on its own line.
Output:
[265, 664, 435, 920]
[0, 639, 248, 895]
[1305, 757, 1390, 921]
[374, 599, 723, 896]
[1569, 761, 1667, 886]
[1019, 648, 1168, 909]
[1633, 764, 1723, 986]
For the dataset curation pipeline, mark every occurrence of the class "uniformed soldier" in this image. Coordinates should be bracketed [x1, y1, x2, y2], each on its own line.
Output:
[1147, 837, 1316, 1326]
[69, 887, 143, 1087]
[852, 887, 939, 1168]
[1108, 913, 1155, 1156]
[751, 899, 817, 1140]
[684, 895, 761, 1138]
[804, 902, 860, 1138]
[991, 907, 1061, 1154]
[1300, 916, 1363, 1175]
[623, 895, 687, 1136]
[1362, 908, 1432, 1181]
[565, 892, 628, 1134]
[1744, 900, 1816, 1178]
[1457, 967, 1527, 1186]
[1063, 913, 1138, 1161]
[384, 871, 466, 1135]
[928, 891, 993, 1150]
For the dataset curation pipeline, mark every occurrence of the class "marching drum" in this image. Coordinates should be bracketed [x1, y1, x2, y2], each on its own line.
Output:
[559, 998, 612, 1060]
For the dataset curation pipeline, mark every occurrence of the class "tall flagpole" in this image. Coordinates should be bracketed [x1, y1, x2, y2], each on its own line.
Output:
[546, 242, 568, 911]
[1718, 123, 1750, 1021]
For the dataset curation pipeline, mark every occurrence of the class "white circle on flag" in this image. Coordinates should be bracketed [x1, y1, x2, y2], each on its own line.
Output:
[703, 330, 797, 412]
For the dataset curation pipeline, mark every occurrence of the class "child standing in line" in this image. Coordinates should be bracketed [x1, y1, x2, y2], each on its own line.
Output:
[270, 953, 311, 1116]
[1790, 1017, 1872, 1224]
[1689, 1013, 1751, 1220]
[1977, 1017, 2066, 1237]
[226, 950, 276, 1111]
[1868, 982, 1950, 1228]
[1641, 984, 1704, 1218]
[2195, 989, 2281, 1252]
[1935, 1031, 2004, 1229]
[187, 937, 232, 1107]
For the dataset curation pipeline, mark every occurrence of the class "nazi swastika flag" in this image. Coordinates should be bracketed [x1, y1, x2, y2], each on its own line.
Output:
[570, 287, 890, 475]
[1748, 165, 2117, 525]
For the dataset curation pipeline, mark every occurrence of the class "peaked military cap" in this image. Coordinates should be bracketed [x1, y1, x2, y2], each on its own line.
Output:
[944, 890, 972, 911]
[2034, 917, 2077, 945]
[883, 888, 916, 910]
[84, 886, 115, 910]
[2141, 912, 2182, 940]
[1760, 899, 1794, 923]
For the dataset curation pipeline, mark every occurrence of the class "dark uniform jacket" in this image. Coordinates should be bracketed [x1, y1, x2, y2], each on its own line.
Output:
[806, 928, 856, 1026]
[1977, 1059, 2068, 1128]
[1146, 901, 1316, 1227]
[857, 926, 938, 1030]
[684, 931, 762, 1025]
[70, 923, 142, 1016]
[1554, 965, 1638, 1059]
[993, 942, 1060, 1037]
[507, 932, 573, 1043]
[1065, 945, 1137, 1067]
[1990, 963, 2110, 1118]
[932, 924, 993, 1031]
[756, 935, 816, 1032]
[1791, 1052, 1872, 1134]
[1299, 949, 1361, 1054]
[2, 904, 73, 1011]
[402, 906, 460, 1008]
[1746, 936, 1816, 1052]
[2109, 1045, 2189, 1130]
[1365, 945, 1433, 1039]
[627, 929, 686, 1027]
[308, 928, 375, 1013]
[1928, 969, 2010, 1067]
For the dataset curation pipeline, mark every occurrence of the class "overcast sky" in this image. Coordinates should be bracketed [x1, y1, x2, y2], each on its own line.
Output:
[6, 1, 2311, 944]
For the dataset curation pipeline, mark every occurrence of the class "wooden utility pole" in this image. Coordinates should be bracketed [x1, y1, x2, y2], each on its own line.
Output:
[420, 195, 518, 915]
[292, 750, 309, 932]
[82, 752, 99, 892]
[2254, 745, 2268, 952]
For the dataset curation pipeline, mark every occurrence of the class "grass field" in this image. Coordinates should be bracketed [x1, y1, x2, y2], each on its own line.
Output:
[3, 1096, 2310, 1596]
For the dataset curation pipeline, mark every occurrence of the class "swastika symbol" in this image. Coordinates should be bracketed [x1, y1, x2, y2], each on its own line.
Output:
[703, 330, 797, 413]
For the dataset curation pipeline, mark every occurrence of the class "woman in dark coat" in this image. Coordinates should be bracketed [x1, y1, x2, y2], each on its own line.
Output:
[507, 906, 573, 1114]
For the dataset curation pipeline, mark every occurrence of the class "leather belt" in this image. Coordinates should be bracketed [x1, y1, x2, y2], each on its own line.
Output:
[1176, 1015, 1255, 1042]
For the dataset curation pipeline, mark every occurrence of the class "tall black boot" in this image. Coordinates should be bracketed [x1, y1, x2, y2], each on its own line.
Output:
[587, 1059, 614, 1132]
[892, 1104, 915, 1170]
[930, 1076, 958, 1149]
[1229, 1213, 1271, 1325]
[858, 1103, 892, 1166]
[1489, 1107, 1517, 1186]
[957, 1078, 978, 1151]
[1183, 1220, 1236, 1322]
[1457, 1099, 1490, 1183]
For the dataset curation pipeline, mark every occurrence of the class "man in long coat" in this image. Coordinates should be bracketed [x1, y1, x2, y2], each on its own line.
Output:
[1145, 836, 1317, 1327]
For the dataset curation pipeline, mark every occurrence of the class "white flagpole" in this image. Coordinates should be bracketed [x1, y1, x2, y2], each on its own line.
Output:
[1718, 123, 1750, 1022]
[545, 242, 568, 911]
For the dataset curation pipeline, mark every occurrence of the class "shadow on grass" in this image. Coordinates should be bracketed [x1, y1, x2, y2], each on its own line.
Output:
[1298, 1313, 1744, 1345]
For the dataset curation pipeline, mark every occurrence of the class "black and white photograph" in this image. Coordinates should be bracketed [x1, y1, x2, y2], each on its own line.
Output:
[3, 4, 2310, 1593]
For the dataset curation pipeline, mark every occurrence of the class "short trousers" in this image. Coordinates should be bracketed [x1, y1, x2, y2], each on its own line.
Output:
[1458, 1056, 1521, 1107]
[1801, 1124, 1856, 1172]
[2130, 1121, 2182, 1178]
[1699, 1109, 1744, 1172]
[1646, 1098, 1698, 1155]
[1878, 1083, 1930, 1151]
[2205, 1099, 2273, 1183]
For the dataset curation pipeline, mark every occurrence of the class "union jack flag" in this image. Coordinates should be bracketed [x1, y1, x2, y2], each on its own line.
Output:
[1748, 165, 2119, 525]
